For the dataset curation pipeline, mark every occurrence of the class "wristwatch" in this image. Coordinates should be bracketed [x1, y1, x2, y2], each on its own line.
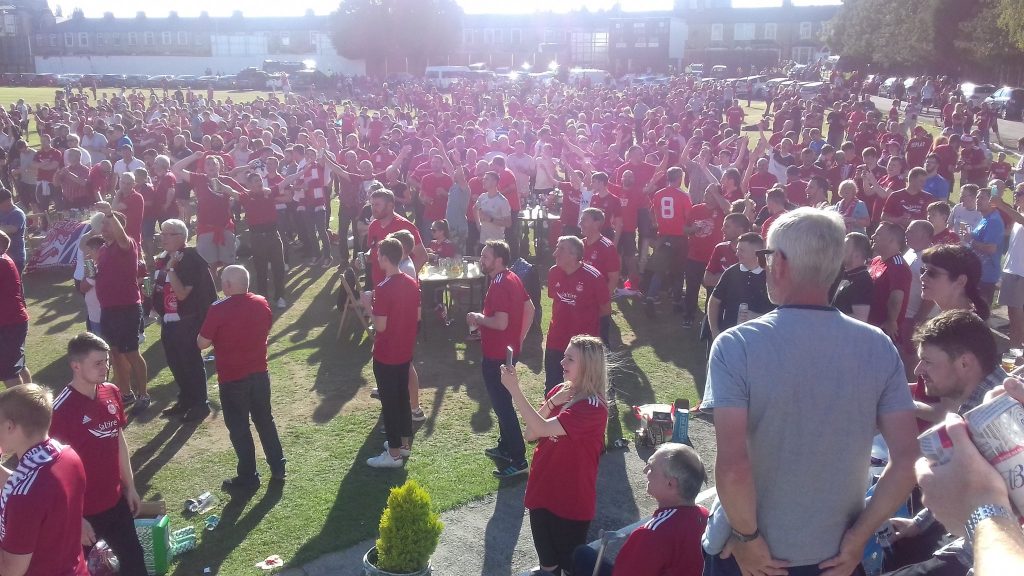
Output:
[965, 504, 1013, 543]
[731, 527, 760, 543]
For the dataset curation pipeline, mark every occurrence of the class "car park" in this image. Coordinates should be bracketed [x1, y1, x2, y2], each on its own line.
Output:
[125, 74, 149, 88]
[962, 82, 998, 107]
[985, 86, 1024, 121]
[99, 74, 126, 88]
[56, 74, 82, 86]
[144, 74, 175, 88]
[215, 75, 238, 90]
[31, 73, 59, 87]
[798, 81, 825, 100]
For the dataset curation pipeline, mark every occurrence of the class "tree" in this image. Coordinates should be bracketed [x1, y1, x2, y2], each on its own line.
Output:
[331, 0, 463, 65]
[996, 0, 1024, 52]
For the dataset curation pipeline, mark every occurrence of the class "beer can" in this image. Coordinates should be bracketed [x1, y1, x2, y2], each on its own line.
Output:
[963, 394, 1024, 518]
[918, 422, 954, 465]
[142, 276, 154, 297]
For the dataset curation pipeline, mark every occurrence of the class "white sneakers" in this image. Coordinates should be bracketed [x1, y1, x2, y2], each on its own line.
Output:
[366, 450, 405, 468]
[383, 441, 411, 457]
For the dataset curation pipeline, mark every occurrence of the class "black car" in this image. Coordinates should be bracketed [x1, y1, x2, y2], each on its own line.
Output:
[985, 87, 1024, 121]
[100, 74, 126, 88]
[31, 73, 59, 87]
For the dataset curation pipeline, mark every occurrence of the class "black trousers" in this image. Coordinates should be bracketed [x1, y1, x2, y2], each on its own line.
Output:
[373, 360, 412, 449]
[337, 206, 360, 264]
[250, 230, 286, 299]
[543, 348, 565, 395]
[219, 371, 286, 479]
[682, 258, 708, 322]
[161, 316, 207, 407]
[529, 508, 590, 574]
[84, 495, 148, 576]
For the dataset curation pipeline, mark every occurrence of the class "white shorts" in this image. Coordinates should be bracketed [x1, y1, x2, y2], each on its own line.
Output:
[196, 231, 237, 266]
[999, 272, 1024, 308]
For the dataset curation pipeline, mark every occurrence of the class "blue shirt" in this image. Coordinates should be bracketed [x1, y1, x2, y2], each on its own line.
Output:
[0, 206, 26, 271]
[973, 210, 1005, 283]
[923, 174, 950, 200]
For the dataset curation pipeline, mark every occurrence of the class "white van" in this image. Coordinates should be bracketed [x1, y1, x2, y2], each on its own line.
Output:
[424, 66, 473, 90]
[568, 68, 611, 87]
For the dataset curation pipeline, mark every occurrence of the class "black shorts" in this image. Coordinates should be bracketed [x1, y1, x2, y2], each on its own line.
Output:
[174, 182, 192, 201]
[0, 321, 28, 381]
[100, 304, 143, 353]
[636, 208, 654, 241]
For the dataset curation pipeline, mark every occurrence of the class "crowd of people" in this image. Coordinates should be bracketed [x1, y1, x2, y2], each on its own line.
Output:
[0, 67, 1023, 575]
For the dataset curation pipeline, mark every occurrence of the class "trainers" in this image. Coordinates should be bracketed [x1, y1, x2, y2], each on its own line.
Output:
[181, 404, 211, 422]
[370, 388, 380, 399]
[484, 447, 513, 462]
[383, 441, 411, 457]
[121, 391, 137, 405]
[366, 450, 405, 468]
[162, 403, 188, 417]
[130, 395, 151, 415]
[411, 406, 426, 422]
[276, 297, 287, 309]
[613, 287, 639, 298]
[222, 475, 260, 491]
[682, 317, 694, 328]
[493, 460, 529, 478]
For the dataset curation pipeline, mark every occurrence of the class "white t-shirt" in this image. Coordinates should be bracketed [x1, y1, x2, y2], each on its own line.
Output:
[475, 192, 511, 243]
[1004, 222, 1024, 277]
[948, 204, 983, 236]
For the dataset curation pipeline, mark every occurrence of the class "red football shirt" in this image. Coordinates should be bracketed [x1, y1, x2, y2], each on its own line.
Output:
[116, 190, 145, 246]
[419, 172, 454, 222]
[58, 164, 91, 206]
[0, 439, 88, 576]
[199, 293, 272, 384]
[498, 169, 521, 211]
[611, 505, 709, 576]
[372, 273, 421, 364]
[559, 182, 583, 228]
[882, 189, 935, 223]
[651, 187, 693, 237]
[187, 172, 239, 231]
[687, 204, 725, 264]
[366, 214, 422, 285]
[589, 191, 621, 229]
[524, 387, 608, 520]
[747, 172, 777, 206]
[33, 147, 64, 182]
[706, 241, 739, 275]
[238, 191, 280, 227]
[868, 255, 911, 328]
[932, 229, 960, 245]
[785, 180, 809, 207]
[480, 270, 530, 360]
[95, 238, 141, 308]
[0, 255, 27, 326]
[546, 263, 609, 351]
[582, 235, 621, 280]
[50, 383, 126, 515]
[153, 172, 177, 219]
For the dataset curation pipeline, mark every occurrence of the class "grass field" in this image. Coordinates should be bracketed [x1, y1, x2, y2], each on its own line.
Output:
[5, 84, 1015, 573]
[8, 82, 709, 573]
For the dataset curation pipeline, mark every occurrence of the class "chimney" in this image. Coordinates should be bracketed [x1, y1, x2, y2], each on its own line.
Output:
[231, 10, 243, 18]
[103, 12, 114, 19]
[136, 11, 146, 19]
[200, 11, 210, 18]
[168, 11, 178, 19]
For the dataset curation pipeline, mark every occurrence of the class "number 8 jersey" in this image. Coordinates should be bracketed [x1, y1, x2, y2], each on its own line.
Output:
[651, 186, 694, 237]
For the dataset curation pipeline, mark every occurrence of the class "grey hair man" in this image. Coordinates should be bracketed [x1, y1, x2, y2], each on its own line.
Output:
[700, 208, 920, 576]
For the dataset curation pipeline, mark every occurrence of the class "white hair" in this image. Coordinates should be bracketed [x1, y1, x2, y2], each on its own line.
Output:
[160, 218, 189, 240]
[766, 208, 845, 290]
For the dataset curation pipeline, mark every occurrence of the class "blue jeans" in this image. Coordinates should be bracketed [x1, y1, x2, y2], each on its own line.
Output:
[702, 553, 861, 576]
[573, 545, 613, 576]
[482, 357, 525, 463]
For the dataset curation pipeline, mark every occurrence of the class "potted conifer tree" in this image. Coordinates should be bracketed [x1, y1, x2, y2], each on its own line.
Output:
[362, 480, 443, 576]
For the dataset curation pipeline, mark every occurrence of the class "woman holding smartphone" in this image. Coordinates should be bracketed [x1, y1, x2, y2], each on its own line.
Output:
[500, 335, 609, 576]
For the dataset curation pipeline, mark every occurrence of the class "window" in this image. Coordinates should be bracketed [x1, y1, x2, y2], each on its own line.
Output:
[634, 22, 645, 33]
[64, 32, 74, 47]
[484, 29, 493, 44]
[570, 31, 609, 67]
[494, 29, 505, 44]
[821, 21, 834, 38]
[161, 31, 172, 45]
[178, 31, 188, 45]
[462, 29, 475, 45]
[112, 32, 121, 46]
[710, 24, 723, 42]
[799, 22, 813, 40]
[792, 46, 813, 64]
[764, 23, 777, 41]
[734, 23, 755, 41]
[144, 32, 154, 45]
[635, 36, 646, 48]
[280, 35, 290, 46]
[4, 14, 16, 34]
[49, 34, 57, 47]
[96, 33, 106, 46]
[78, 32, 89, 47]
[128, 32, 137, 46]
[511, 29, 522, 45]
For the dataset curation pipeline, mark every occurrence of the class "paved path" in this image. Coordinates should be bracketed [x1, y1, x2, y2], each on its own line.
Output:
[869, 95, 1024, 148]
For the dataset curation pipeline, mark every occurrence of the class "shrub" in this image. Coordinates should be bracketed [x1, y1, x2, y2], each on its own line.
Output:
[375, 480, 444, 573]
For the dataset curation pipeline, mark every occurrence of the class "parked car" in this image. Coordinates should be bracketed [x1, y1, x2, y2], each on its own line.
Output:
[985, 86, 1024, 121]
[962, 83, 998, 107]
[99, 74, 126, 88]
[173, 75, 198, 88]
[0, 73, 17, 86]
[56, 74, 82, 86]
[235, 68, 270, 90]
[214, 75, 237, 90]
[144, 74, 175, 88]
[879, 77, 899, 98]
[30, 73, 59, 87]
[710, 65, 728, 79]
[734, 75, 768, 99]
[798, 81, 825, 100]
[197, 75, 219, 88]
[15, 73, 36, 86]
[81, 73, 101, 87]
[125, 74, 149, 87]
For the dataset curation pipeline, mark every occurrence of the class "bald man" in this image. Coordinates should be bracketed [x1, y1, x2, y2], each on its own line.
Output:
[198, 265, 285, 490]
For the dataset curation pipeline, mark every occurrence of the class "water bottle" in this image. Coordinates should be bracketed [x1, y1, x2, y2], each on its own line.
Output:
[187, 491, 216, 514]
[876, 520, 895, 555]
[87, 540, 120, 575]
[672, 399, 690, 443]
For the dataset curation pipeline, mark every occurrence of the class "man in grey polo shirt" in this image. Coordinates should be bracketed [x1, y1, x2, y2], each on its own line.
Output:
[700, 208, 921, 575]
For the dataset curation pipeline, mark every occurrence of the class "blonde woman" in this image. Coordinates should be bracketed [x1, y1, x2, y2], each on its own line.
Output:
[500, 335, 609, 576]
[828, 178, 870, 234]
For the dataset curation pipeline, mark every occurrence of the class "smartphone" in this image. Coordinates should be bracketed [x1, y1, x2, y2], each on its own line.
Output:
[506, 345, 514, 368]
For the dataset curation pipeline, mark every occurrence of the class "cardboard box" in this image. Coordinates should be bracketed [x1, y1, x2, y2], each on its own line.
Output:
[134, 501, 170, 575]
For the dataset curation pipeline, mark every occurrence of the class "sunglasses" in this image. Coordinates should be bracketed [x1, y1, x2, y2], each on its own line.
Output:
[920, 266, 948, 279]
[755, 248, 785, 269]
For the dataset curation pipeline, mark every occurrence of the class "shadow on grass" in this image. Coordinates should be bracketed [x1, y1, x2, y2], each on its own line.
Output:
[131, 418, 205, 496]
[289, 416, 408, 567]
[174, 481, 285, 576]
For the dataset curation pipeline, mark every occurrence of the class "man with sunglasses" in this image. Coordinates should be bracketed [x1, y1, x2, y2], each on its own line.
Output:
[700, 208, 918, 576]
